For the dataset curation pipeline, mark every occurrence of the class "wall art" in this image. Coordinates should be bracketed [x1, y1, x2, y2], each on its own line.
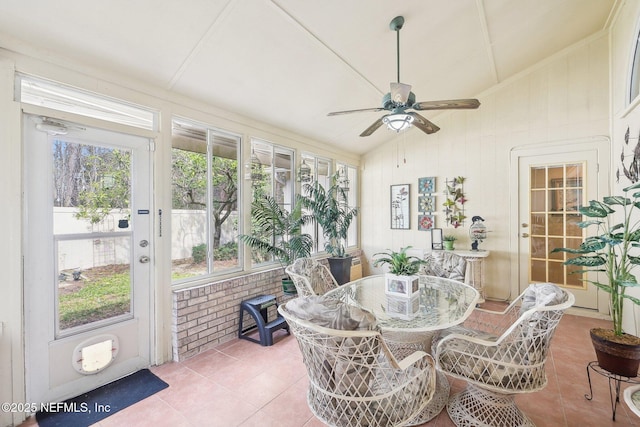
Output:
[443, 176, 466, 228]
[391, 184, 410, 229]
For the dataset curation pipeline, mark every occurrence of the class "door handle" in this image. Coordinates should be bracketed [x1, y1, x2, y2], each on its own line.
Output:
[139, 255, 150, 264]
[521, 233, 529, 238]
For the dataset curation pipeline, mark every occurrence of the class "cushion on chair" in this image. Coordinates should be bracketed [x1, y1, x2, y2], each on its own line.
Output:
[422, 252, 466, 282]
[286, 295, 377, 331]
[519, 282, 566, 315]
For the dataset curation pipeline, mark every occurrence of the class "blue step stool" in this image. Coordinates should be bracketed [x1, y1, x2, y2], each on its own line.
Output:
[238, 295, 289, 346]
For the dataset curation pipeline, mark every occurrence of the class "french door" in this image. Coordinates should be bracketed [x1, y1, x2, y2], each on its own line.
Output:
[513, 138, 609, 311]
[23, 114, 154, 404]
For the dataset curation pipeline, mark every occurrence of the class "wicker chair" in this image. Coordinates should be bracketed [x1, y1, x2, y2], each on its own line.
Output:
[285, 257, 339, 296]
[279, 301, 437, 427]
[422, 251, 467, 282]
[433, 283, 575, 427]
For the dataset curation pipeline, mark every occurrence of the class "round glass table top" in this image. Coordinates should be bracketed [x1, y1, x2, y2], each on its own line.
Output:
[325, 274, 479, 332]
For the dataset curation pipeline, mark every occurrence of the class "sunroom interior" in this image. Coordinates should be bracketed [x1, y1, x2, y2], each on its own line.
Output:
[3, 0, 640, 426]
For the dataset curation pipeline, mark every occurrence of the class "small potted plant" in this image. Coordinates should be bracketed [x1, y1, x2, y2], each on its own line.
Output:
[372, 246, 425, 299]
[239, 195, 313, 294]
[552, 182, 640, 376]
[443, 235, 457, 250]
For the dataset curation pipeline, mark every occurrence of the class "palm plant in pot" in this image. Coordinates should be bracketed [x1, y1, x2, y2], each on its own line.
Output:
[300, 172, 358, 285]
[552, 182, 640, 377]
[239, 195, 313, 295]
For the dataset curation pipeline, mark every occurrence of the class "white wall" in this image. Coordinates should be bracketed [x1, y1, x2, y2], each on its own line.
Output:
[611, 0, 640, 337]
[361, 32, 610, 302]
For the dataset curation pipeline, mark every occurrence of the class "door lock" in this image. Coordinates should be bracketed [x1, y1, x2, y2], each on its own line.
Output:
[139, 255, 150, 263]
[522, 233, 530, 238]
[139, 240, 149, 247]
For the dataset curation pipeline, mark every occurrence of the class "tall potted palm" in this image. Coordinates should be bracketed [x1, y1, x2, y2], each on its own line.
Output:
[552, 182, 640, 376]
[239, 195, 313, 294]
[300, 172, 358, 284]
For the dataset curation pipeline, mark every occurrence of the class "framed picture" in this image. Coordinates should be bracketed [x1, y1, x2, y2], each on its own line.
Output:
[431, 228, 443, 250]
[391, 184, 410, 229]
[385, 274, 420, 298]
[418, 214, 435, 231]
[418, 176, 436, 194]
[418, 195, 436, 213]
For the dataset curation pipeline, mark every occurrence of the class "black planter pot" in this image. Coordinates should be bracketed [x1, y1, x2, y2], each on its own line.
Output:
[328, 256, 352, 285]
[590, 328, 640, 377]
[282, 278, 297, 295]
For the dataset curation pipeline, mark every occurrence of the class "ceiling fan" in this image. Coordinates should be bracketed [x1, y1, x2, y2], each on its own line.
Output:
[328, 16, 480, 137]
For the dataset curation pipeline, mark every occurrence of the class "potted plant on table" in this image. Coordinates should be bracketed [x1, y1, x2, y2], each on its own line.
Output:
[372, 246, 426, 299]
[552, 182, 640, 377]
[239, 195, 313, 295]
[443, 235, 457, 250]
[300, 172, 358, 285]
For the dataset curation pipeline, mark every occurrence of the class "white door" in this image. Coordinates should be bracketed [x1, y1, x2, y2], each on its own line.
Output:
[23, 114, 154, 404]
[513, 139, 609, 311]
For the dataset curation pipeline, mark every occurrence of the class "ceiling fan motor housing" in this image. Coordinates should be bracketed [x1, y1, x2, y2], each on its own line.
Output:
[382, 91, 416, 109]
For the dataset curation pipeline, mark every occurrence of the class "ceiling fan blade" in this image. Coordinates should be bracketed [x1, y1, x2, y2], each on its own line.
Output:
[412, 99, 480, 111]
[328, 107, 386, 116]
[408, 112, 440, 134]
[359, 116, 386, 137]
[390, 82, 412, 105]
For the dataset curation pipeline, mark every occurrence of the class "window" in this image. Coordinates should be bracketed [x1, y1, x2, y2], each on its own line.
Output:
[337, 162, 358, 250]
[171, 118, 241, 282]
[247, 139, 294, 265]
[17, 74, 157, 131]
[300, 154, 332, 253]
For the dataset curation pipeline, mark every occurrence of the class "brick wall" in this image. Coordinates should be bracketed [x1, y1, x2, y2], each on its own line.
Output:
[171, 252, 361, 361]
[172, 267, 293, 361]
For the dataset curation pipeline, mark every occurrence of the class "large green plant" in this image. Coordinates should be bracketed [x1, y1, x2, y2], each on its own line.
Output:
[239, 195, 313, 270]
[552, 182, 640, 336]
[372, 246, 425, 276]
[300, 172, 358, 258]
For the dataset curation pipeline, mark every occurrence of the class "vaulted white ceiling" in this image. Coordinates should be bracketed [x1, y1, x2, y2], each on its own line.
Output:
[0, 0, 618, 154]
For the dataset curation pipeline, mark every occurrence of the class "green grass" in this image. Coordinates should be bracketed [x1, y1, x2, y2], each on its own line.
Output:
[59, 272, 131, 330]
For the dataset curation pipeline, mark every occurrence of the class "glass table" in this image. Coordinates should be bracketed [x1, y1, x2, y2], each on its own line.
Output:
[325, 274, 479, 423]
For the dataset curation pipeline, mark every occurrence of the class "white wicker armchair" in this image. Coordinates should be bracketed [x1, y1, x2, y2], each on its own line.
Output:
[285, 257, 339, 296]
[279, 300, 437, 427]
[433, 283, 575, 427]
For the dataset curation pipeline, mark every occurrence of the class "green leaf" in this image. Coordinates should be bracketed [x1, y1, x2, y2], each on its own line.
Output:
[577, 220, 603, 228]
[623, 294, 640, 305]
[563, 255, 606, 266]
[579, 200, 614, 217]
[603, 196, 631, 206]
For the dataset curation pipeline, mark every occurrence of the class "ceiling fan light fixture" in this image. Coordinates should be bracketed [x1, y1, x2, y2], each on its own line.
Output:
[383, 113, 414, 132]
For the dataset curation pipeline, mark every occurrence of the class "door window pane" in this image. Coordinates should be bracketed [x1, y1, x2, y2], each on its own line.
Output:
[529, 162, 586, 288]
[52, 140, 133, 332]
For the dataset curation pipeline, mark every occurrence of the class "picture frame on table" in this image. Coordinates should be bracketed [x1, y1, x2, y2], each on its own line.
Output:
[431, 228, 443, 250]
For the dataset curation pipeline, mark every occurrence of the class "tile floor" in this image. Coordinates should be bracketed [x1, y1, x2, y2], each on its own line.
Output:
[19, 310, 640, 427]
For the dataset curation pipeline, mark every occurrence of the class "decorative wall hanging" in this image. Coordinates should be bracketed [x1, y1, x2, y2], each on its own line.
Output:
[418, 214, 435, 231]
[618, 126, 640, 183]
[443, 176, 466, 228]
[391, 184, 410, 229]
[417, 176, 436, 231]
[418, 176, 436, 194]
